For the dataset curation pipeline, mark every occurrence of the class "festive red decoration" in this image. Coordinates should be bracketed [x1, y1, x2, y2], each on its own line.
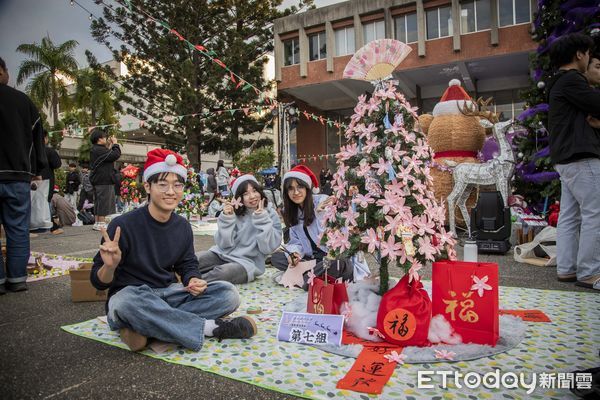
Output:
[547, 202, 560, 227]
[376, 274, 431, 347]
[432, 260, 499, 346]
[307, 274, 348, 315]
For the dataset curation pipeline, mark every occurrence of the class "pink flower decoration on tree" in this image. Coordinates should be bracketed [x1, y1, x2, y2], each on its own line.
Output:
[407, 262, 422, 283]
[327, 229, 350, 253]
[377, 191, 405, 215]
[336, 163, 349, 178]
[363, 136, 381, 153]
[356, 162, 371, 177]
[471, 275, 493, 297]
[417, 236, 437, 261]
[338, 143, 358, 161]
[385, 121, 407, 136]
[372, 157, 390, 176]
[434, 349, 457, 361]
[380, 234, 402, 261]
[413, 139, 431, 159]
[353, 193, 375, 208]
[341, 209, 359, 227]
[383, 350, 406, 364]
[365, 98, 381, 115]
[361, 228, 380, 253]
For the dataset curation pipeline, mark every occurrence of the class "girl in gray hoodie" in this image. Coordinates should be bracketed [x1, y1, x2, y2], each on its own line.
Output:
[196, 175, 282, 283]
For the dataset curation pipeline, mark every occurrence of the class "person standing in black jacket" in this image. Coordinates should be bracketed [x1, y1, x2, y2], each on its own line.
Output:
[89, 128, 121, 231]
[0, 56, 47, 293]
[65, 162, 81, 210]
[547, 33, 600, 290]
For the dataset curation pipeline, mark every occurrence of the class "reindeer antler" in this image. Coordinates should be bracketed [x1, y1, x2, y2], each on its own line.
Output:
[458, 97, 499, 123]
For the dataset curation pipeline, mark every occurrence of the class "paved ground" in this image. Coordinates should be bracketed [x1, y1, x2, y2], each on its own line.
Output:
[0, 225, 595, 399]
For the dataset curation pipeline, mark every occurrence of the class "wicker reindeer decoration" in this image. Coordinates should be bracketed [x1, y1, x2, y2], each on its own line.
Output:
[447, 98, 515, 236]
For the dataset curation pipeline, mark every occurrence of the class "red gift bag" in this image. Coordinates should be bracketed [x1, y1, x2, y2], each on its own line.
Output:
[376, 274, 431, 347]
[432, 260, 499, 346]
[307, 275, 349, 315]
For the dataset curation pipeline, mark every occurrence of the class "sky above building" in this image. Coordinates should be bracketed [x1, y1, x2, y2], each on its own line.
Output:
[0, 0, 344, 89]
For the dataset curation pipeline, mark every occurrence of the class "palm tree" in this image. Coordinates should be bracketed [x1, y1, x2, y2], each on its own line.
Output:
[74, 51, 122, 125]
[16, 36, 79, 125]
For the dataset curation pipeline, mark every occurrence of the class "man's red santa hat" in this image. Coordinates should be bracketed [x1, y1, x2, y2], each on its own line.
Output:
[283, 165, 319, 193]
[432, 79, 475, 117]
[143, 149, 187, 182]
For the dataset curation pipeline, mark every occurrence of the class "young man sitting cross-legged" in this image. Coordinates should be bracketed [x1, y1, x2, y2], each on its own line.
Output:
[91, 149, 257, 351]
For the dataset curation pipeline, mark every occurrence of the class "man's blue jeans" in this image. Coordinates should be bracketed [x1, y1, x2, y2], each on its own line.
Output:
[107, 281, 240, 350]
[555, 158, 600, 283]
[0, 181, 31, 285]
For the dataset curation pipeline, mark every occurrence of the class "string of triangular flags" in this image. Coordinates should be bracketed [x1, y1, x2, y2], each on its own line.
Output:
[47, 105, 274, 137]
[296, 152, 339, 163]
[100, 0, 348, 130]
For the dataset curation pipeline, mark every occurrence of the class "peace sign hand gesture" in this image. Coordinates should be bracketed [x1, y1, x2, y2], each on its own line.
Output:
[100, 226, 122, 269]
[254, 198, 265, 215]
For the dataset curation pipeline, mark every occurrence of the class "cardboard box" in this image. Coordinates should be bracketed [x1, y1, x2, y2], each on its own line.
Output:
[70, 263, 107, 302]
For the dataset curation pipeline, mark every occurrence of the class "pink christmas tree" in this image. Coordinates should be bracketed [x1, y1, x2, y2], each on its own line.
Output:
[321, 80, 456, 294]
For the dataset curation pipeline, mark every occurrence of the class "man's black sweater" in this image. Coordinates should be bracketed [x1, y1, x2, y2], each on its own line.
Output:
[547, 69, 600, 164]
[91, 206, 203, 308]
[0, 84, 47, 181]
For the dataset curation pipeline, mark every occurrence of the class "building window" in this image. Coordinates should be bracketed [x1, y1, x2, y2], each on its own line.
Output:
[335, 26, 355, 56]
[394, 13, 418, 43]
[426, 6, 453, 40]
[309, 31, 327, 61]
[460, 0, 491, 33]
[283, 38, 299, 66]
[498, 0, 530, 27]
[363, 20, 385, 44]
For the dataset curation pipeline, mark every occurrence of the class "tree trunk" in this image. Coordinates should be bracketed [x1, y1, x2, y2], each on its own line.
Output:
[51, 74, 59, 126]
[379, 257, 389, 295]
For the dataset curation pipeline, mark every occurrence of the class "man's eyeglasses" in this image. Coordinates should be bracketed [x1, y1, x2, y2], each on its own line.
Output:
[155, 182, 185, 193]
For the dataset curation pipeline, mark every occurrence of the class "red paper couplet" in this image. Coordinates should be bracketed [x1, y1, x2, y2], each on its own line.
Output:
[342, 330, 398, 348]
[499, 309, 551, 322]
[337, 346, 402, 394]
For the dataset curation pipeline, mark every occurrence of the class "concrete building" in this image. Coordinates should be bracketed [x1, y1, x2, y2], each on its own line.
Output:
[273, 0, 537, 172]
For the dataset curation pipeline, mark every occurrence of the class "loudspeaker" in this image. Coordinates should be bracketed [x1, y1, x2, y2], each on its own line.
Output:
[470, 191, 511, 254]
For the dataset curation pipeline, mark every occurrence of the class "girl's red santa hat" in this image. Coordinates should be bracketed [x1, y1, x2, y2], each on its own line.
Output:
[283, 165, 319, 193]
[231, 174, 258, 195]
[432, 79, 475, 117]
[143, 149, 187, 182]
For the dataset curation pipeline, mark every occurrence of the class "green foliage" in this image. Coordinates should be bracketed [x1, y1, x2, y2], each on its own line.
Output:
[236, 146, 275, 175]
[55, 167, 66, 194]
[90, 0, 312, 156]
[16, 36, 79, 125]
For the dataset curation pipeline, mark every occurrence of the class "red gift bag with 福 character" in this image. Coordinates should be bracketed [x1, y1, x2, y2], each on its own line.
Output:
[432, 260, 499, 346]
[376, 274, 432, 347]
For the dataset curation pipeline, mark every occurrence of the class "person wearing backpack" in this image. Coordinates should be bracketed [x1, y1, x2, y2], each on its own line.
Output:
[89, 129, 121, 231]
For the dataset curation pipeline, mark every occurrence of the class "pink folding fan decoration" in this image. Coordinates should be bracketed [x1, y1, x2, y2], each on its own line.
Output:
[343, 39, 412, 81]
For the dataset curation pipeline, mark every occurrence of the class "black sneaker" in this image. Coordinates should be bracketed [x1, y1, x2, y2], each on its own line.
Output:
[6, 282, 28, 292]
[213, 316, 257, 342]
